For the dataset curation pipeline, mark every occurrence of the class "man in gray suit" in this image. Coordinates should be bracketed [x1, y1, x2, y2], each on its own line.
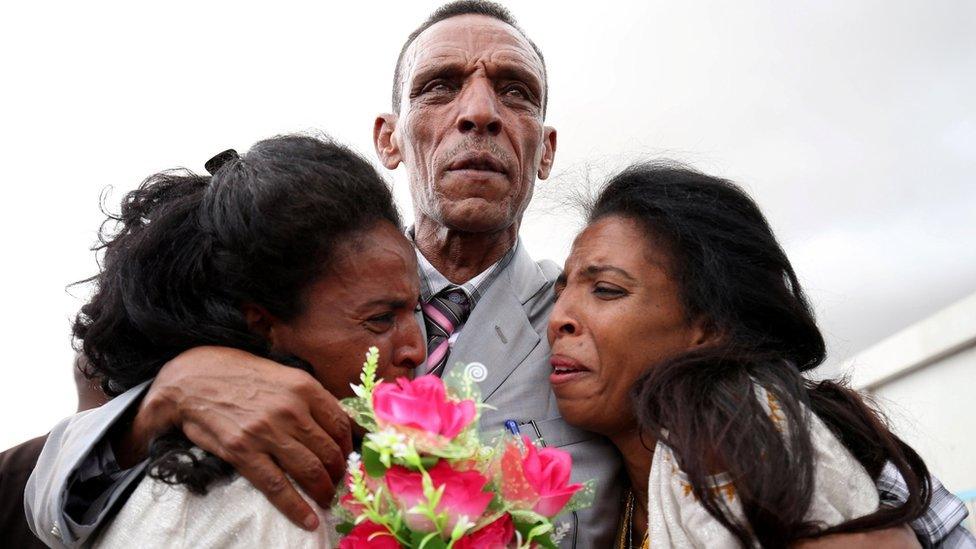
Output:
[26, 2, 624, 547]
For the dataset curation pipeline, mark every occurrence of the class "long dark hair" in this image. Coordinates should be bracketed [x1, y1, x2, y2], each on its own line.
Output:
[591, 163, 930, 546]
[74, 134, 401, 493]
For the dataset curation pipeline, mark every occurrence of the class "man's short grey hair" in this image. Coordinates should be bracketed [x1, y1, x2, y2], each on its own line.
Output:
[391, 0, 548, 116]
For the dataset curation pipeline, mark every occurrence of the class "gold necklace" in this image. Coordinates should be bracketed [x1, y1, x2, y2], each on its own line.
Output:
[615, 491, 650, 549]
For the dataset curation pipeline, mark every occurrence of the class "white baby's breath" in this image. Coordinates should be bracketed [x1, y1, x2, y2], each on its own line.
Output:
[551, 522, 571, 544]
[366, 427, 408, 450]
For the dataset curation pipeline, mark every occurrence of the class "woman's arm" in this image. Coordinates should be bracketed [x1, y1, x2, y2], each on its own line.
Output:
[793, 525, 921, 549]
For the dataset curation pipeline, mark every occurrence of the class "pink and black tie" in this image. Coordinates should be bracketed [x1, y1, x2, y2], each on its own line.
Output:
[422, 287, 472, 376]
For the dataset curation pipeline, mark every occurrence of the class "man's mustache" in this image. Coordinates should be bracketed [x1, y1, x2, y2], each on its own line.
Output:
[439, 138, 513, 172]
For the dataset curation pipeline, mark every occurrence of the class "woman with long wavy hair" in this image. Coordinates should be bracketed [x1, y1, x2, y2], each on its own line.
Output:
[548, 163, 935, 548]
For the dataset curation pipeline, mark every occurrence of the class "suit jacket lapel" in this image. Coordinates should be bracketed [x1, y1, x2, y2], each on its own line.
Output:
[445, 242, 549, 401]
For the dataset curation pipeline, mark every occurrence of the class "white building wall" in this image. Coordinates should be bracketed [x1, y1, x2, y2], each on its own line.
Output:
[842, 291, 976, 507]
[868, 343, 976, 491]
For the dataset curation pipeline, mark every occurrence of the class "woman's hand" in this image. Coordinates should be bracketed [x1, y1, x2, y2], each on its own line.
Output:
[117, 346, 354, 531]
[792, 525, 922, 549]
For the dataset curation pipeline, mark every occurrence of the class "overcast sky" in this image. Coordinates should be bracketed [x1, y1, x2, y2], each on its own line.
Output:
[2, 0, 974, 449]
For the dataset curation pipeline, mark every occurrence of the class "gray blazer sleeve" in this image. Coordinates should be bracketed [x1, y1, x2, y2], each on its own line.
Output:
[25, 381, 151, 548]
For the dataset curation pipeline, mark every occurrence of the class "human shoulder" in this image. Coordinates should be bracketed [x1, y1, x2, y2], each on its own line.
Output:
[94, 473, 334, 548]
[536, 257, 561, 283]
[0, 434, 46, 476]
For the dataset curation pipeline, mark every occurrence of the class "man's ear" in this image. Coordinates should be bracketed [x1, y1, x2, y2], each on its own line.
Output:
[537, 126, 557, 180]
[374, 114, 402, 170]
[242, 303, 277, 347]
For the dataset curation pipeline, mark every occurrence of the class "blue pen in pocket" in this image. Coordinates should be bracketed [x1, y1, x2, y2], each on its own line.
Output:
[504, 419, 527, 451]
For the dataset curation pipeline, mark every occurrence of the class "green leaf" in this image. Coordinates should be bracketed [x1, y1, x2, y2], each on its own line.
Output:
[339, 397, 378, 432]
[510, 509, 549, 526]
[448, 515, 476, 543]
[334, 521, 354, 535]
[558, 478, 597, 515]
[513, 519, 534, 539]
[531, 533, 558, 549]
[412, 530, 448, 549]
[362, 444, 388, 478]
[511, 518, 557, 548]
[527, 522, 553, 539]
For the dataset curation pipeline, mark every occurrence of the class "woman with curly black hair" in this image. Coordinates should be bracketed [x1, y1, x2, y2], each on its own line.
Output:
[76, 135, 425, 547]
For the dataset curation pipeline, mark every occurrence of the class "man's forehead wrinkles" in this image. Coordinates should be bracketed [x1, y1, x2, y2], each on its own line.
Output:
[413, 40, 535, 61]
[487, 50, 543, 78]
[412, 48, 471, 72]
[409, 49, 542, 86]
[414, 53, 540, 76]
[406, 16, 543, 74]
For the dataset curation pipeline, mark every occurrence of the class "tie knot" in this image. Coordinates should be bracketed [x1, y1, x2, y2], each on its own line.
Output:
[439, 287, 471, 319]
[422, 287, 473, 376]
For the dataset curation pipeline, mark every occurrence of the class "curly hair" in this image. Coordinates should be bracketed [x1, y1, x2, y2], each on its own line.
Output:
[73, 134, 401, 493]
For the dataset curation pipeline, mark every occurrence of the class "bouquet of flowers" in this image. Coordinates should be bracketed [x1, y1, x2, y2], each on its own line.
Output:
[334, 348, 594, 548]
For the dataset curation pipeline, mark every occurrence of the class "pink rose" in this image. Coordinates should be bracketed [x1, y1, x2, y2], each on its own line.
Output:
[453, 514, 515, 549]
[372, 375, 476, 439]
[498, 437, 583, 517]
[384, 460, 493, 532]
[338, 521, 399, 548]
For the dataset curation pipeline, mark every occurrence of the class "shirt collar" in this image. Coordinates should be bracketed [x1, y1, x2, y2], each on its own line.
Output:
[407, 226, 517, 305]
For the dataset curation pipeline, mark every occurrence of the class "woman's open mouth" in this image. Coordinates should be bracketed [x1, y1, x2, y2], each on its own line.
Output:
[549, 355, 590, 385]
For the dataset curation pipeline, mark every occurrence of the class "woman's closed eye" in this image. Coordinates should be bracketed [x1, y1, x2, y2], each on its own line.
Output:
[364, 312, 396, 332]
[593, 283, 628, 299]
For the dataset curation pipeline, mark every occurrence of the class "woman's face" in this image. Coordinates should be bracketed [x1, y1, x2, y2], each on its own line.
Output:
[267, 221, 425, 399]
[547, 215, 706, 436]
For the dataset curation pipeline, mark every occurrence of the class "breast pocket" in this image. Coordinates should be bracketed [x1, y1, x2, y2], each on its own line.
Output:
[517, 416, 597, 448]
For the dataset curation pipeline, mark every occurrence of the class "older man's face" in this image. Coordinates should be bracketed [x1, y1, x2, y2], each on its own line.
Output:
[379, 14, 556, 234]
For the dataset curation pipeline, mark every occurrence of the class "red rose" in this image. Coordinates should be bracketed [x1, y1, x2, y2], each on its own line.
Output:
[384, 460, 493, 532]
[338, 521, 399, 548]
[453, 514, 515, 549]
[498, 437, 583, 517]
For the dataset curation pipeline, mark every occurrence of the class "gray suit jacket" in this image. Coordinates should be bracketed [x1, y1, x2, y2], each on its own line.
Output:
[25, 382, 150, 548]
[25, 243, 623, 548]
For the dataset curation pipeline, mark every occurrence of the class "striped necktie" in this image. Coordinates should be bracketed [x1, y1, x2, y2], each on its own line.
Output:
[422, 287, 472, 376]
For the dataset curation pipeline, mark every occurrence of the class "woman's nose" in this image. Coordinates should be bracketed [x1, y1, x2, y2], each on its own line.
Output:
[394, 315, 426, 371]
[547, 295, 580, 342]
